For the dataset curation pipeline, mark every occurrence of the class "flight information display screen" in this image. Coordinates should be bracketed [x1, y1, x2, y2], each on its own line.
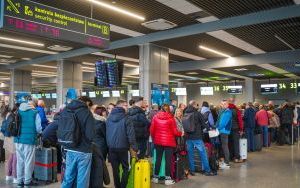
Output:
[261, 84, 278, 94]
[0, 0, 110, 48]
[200, 87, 214, 96]
[227, 86, 243, 94]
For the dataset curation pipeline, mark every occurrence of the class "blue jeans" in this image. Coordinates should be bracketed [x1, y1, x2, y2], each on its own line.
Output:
[261, 126, 269, 147]
[246, 128, 255, 151]
[186, 139, 211, 173]
[62, 151, 92, 188]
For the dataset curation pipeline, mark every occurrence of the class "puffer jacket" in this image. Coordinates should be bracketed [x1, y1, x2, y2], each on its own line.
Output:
[128, 106, 150, 141]
[150, 111, 182, 147]
[280, 106, 294, 125]
[93, 114, 108, 159]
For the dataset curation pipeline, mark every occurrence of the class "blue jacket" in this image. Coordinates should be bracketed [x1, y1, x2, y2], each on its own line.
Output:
[243, 107, 256, 129]
[14, 103, 42, 145]
[217, 108, 232, 135]
[106, 107, 137, 151]
[36, 106, 49, 130]
[201, 106, 215, 128]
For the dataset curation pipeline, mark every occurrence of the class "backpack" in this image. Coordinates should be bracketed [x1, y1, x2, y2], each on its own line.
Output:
[57, 107, 81, 148]
[182, 112, 196, 133]
[1, 119, 11, 137]
[202, 111, 211, 127]
[8, 111, 21, 137]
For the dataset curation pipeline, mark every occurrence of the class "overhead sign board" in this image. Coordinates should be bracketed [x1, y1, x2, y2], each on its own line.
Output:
[200, 87, 214, 96]
[0, 0, 110, 48]
[261, 84, 278, 94]
[227, 86, 243, 94]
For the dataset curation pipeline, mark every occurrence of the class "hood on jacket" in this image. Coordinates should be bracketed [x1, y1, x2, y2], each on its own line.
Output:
[128, 106, 145, 116]
[19, 103, 34, 112]
[93, 113, 106, 122]
[201, 106, 210, 114]
[155, 111, 173, 120]
[109, 107, 126, 122]
[185, 105, 197, 114]
[66, 100, 87, 111]
[228, 103, 237, 109]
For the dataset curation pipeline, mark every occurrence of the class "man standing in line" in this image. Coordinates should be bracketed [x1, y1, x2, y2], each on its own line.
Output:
[106, 100, 138, 188]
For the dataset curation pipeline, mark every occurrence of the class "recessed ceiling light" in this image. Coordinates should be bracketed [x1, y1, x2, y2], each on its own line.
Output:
[22, 58, 31, 61]
[186, 72, 198, 75]
[88, 0, 145, 21]
[124, 63, 139, 68]
[0, 55, 13, 58]
[234, 68, 248, 71]
[31, 64, 57, 69]
[250, 73, 265, 77]
[0, 36, 44, 47]
[199, 45, 231, 58]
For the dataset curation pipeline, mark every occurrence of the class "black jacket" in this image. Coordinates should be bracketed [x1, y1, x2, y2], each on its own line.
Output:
[93, 114, 108, 159]
[184, 105, 207, 140]
[106, 107, 137, 151]
[42, 113, 60, 147]
[243, 107, 256, 129]
[128, 106, 150, 141]
[66, 100, 95, 153]
[280, 106, 294, 125]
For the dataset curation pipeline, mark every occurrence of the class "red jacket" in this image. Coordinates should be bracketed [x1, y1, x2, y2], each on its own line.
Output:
[150, 111, 182, 147]
[255, 109, 271, 126]
[228, 103, 244, 131]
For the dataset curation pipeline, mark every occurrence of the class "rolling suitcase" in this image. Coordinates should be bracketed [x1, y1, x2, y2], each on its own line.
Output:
[134, 159, 150, 188]
[34, 147, 58, 182]
[171, 153, 185, 182]
[194, 148, 202, 172]
[254, 134, 262, 151]
[239, 138, 247, 160]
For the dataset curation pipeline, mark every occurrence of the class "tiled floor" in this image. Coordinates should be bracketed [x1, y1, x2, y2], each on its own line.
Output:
[0, 144, 299, 188]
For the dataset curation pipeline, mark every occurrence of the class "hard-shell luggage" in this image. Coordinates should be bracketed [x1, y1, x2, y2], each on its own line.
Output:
[277, 128, 286, 145]
[239, 138, 247, 160]
[254, 134, 262, 151]
[34, 147, 58, 182]
[134, 159, 150, 188]
[0, 148, 5, 163]
[194, 148, 202, 172]
[171, 153, 185, 182]
[152, 149, 165, 177]
[127, 158, 136, 188]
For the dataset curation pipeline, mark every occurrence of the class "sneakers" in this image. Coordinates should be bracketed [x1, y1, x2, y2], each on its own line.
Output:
[24, 181, 38, 187]
[189, 171, 196, 176]
[17, 183, 24, 188]
[151, 177, 159, 184]
[13, 178, 18, 184]
[165, 179, 175, 186]
[204, 171, 217, 176]
[219, 162, 230, 170]
[5, 176, 13, 181]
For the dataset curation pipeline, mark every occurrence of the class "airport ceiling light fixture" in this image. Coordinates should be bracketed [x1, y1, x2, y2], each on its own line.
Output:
[234, 68, 248, 71]
[0, 36, 44, 47]
[0, 55, 13, 58]
[88, 0, 145, 21]
[124, 63, 139, 68]
[31, 64, 57, 69]
[186, 72, 198, 75]
[199, 45, 231, 58]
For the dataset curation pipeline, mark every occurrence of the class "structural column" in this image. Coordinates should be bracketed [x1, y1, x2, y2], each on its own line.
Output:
[9, 69, 32, 107]
[244, 78, 255, 102]
[139, 43, 169, 105]
[56, 60, 82, 109]
[177, 82, 187, 105]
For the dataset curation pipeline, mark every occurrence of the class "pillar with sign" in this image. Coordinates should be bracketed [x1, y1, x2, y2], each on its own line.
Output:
[56, 60, 82, 109]
[244, 78, 255, 102]
[139, 43, 169, 106]
[177, 82, 187, 106]
[9, 69, 32, 107]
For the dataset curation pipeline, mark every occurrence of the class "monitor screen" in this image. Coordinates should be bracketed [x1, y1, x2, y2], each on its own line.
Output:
[261, 84, 278, 94]
[102, 91, 110, 98]
[112, 90, 120, 97]
[200, 87, 214, 96]
[131, 90, 139, 96]
[174, 88, 187, 96]
[51, 93, 57, 99]
[82, 92, 87, 96]
[89, 92, 96, 98]
[45, 93, 51, 99]
[227, 86, 243, 94]
[31, 94, 38, 99]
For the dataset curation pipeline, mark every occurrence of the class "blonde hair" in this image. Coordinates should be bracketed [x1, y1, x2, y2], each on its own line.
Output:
[175, 108, 183, 119]
[38, 100, 45, 108]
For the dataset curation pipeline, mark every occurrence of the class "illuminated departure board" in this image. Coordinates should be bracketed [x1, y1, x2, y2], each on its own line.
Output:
[0, 0, 110, 48]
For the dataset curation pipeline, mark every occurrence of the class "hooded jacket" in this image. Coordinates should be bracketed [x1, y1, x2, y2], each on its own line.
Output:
[106, 107, 137, 151]
[216, 108, 232, 135]
[127, 106, 150, 141]
[64, 100, 95, 153]
[228, 103, 244, 131]
[42, 112, 60, 146]
[150, 111, 182, 147]
[14, 103, 42, 145]
[200, 106, 215, 128]
[93, 114, 108, 157]
[184, 105, 208, 140]
[243, 107, 256, 129]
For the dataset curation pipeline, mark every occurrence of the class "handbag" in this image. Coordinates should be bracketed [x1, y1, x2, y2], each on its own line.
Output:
[208, 129, 220, 138]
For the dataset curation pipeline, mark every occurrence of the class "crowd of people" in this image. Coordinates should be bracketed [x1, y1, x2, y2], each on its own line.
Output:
[0, 92, 299, 188]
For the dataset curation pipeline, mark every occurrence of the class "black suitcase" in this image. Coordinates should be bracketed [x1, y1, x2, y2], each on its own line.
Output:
[0, 148, 5, 162]
[194, 148, 202, 172]
[254, 134, 262, 151]
[172, 153, 185, 182]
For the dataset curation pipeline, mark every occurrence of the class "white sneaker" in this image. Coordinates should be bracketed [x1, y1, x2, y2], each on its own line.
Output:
[219, 162, 230, 170]
[13, 178, 18, 184]
[5, 176, 13, 181]
[165, 179, 175, 186]
[151, 177, 159, 184]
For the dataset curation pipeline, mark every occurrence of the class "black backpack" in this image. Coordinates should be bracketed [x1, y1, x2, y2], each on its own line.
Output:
[202, 111, 211, 127]
[57, 108, 81, 148]
[182, 112, 196, 133]
[8, 111, 21, 137]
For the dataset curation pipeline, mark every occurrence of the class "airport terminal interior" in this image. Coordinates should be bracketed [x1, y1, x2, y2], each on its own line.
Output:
[0, 0, 299, 187]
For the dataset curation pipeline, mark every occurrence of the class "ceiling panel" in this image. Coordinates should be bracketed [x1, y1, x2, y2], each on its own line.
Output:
[215, 65, 288, 79]
[273, 62, 300, 75]
[174, 69, 243, 81]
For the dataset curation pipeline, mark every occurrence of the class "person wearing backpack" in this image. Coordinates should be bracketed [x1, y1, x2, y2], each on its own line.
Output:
[106, 100, 138, 188]
[128, 97, 150, 159]
[184, 100, 215, 176]
[279, 102, 295, 145]
[200, 101, 215, 128]
[243, 102, 256, 152]
[14, 99, 42, 187]
[60, 96, 96, 188]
